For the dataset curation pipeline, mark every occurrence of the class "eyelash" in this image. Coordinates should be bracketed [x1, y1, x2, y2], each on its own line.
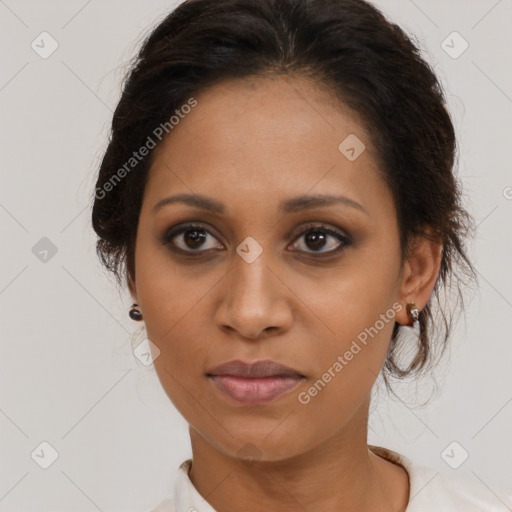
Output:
[161, 222, 352, 258]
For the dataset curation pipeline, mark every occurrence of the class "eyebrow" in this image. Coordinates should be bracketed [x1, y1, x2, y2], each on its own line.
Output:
[152, 193, 368, 215]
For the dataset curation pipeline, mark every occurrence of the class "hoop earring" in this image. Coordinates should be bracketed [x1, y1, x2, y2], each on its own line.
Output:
[406, 302, 420, 324]
[129, 303, 143, 321]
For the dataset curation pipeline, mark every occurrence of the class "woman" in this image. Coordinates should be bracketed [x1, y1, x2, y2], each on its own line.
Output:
[91, 0, 511, 510]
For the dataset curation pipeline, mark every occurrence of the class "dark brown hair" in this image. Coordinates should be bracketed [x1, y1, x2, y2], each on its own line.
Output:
[91, 0, 474, 386]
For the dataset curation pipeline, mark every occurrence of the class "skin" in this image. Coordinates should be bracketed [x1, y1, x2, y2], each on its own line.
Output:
[128, 74, 443, 511]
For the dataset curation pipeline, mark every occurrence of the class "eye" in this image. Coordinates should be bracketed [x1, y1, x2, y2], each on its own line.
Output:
[161, 222, 351, 257]
[161, 223, 224, 254]
[289, 223, 351, 255]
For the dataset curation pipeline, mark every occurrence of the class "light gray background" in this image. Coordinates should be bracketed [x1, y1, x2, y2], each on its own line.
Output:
[1, 1, 511, 511]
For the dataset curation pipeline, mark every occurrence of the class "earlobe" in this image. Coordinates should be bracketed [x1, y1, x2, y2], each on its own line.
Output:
[127, 273, 138, 303]
[127, 276, 143, 321]
[396, 234, 443, 326]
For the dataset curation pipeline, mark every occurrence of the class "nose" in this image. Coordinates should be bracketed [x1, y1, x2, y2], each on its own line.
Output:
[214, 250, 293, 340]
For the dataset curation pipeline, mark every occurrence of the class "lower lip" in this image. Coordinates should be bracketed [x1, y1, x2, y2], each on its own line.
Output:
[208, 375, 304, 405]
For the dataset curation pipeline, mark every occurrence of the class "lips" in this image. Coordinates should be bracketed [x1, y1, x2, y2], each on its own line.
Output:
[206, 359, 305, 378]
[206, 359, 305, 405]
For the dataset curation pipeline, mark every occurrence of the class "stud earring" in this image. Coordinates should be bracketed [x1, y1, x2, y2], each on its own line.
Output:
[129, 303, 143, 321]
[406, 302, 420, 324]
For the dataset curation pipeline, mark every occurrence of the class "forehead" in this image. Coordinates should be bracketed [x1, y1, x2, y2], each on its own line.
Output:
[144, 75, 390, 218]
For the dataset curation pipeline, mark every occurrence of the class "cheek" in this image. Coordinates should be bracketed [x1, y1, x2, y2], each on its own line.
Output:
[146, 311, 215, 429]
[300, 244, 401, 402]
[316, 245, 401, 341]
[135, 239, 219, 340]
[134, 244, 220, 411]
[294, 299, 397, 444]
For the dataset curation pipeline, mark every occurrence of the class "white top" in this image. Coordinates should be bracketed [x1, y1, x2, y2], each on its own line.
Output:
[148, 447, 512, 511]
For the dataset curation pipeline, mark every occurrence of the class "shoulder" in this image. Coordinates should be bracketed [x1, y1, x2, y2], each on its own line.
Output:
[146, 497, 174, 512]
[407, 465, 512, 511]
[370, 445, 512, 512]
[145, 459, 217, 512]
[144, 459, 189, 512]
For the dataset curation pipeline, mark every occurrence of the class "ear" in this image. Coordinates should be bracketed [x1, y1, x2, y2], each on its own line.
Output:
[395, 232, 443, 326]
[127, 272, 139, 304]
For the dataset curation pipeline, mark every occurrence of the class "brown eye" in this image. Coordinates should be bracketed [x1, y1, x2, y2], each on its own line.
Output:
[290, 225, 351, 255]
[162, 224, 224, 253]
[182, 228, 207, 249]
[304, 231, 329, 251]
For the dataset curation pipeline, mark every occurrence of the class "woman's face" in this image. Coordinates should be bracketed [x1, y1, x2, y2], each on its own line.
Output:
[131, 75, 408, 462]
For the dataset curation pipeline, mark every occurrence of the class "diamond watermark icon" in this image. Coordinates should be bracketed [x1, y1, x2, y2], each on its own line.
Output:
[134, 338, 160, 366]
[441, 31, 469, 59]
[237, 442, 262, 466]
[338, 134, 366, 161]
[441, 441, 469, 469]
[31, 441, 59, 469]
[31, 31, 59, 59]
[236, 236, 263, 263]
[32, 237, 58, 263]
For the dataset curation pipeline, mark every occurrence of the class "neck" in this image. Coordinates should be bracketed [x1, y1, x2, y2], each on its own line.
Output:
[187, 402, 409, 512]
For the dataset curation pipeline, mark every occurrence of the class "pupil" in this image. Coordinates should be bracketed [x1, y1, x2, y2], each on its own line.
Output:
[185, 229, 206, 249]
[306, 231, 326, 250]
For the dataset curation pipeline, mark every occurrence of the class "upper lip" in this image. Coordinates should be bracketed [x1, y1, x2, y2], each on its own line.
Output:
[206, 359, 305, 378]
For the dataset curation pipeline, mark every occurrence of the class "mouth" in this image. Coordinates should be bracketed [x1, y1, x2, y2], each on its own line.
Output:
[206, 359, 306, 405]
